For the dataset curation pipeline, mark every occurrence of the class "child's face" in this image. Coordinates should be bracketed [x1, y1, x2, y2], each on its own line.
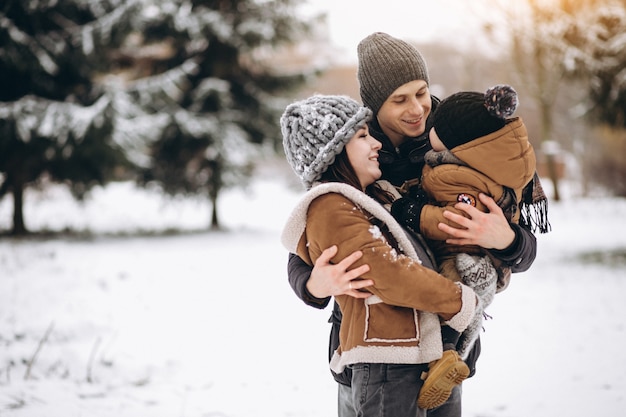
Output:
[429, 128, 447, 152]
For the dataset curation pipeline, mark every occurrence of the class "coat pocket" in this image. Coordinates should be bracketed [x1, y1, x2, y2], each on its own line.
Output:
[364, 296, 419, 343]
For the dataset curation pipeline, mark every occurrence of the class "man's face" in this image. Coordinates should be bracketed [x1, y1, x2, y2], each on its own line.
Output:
[376, 80, 432, 147]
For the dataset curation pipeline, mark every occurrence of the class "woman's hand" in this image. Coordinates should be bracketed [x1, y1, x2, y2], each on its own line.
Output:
[306, 245, 373, 299]
[438, 193, 515, 250]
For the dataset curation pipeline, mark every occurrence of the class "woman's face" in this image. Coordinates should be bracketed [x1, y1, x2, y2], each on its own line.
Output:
[345, 125, 382, 189]
[376, 80, 432, 147]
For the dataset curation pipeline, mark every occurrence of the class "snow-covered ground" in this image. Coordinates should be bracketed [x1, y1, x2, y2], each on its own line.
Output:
[1, 161, 625, 417]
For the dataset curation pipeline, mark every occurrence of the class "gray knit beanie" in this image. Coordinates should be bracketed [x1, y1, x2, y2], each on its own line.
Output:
[280, 95, 372, 190]
[357, 32, 430, 115]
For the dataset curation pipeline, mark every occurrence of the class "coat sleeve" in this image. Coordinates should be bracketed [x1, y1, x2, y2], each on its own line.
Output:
[419, 165, 501, 241]
[489, 222, 537, 273]
[420, 165, 538, 273]
[304, 193, 475, 322]
[287, 252, 331, 309]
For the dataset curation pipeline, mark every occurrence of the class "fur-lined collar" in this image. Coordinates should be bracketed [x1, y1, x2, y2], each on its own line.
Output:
[281, 181, 421, 263]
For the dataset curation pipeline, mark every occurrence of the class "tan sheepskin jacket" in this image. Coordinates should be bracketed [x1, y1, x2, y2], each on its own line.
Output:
[281, 181, 477, 373]
[420, 117, 536, 256]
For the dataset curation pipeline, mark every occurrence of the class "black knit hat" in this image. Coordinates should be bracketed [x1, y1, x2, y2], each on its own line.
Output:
[433, 85, 519, 150]
[357, 32, 430, 115]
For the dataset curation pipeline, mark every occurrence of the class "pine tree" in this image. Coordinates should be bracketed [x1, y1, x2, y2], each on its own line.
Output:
[0, 0, 144, 235]
[0, 0, 315, 234]
[131, 0, 313, 229]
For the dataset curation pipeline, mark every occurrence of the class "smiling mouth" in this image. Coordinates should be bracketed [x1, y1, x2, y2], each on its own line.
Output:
[404, 117, 422, 125]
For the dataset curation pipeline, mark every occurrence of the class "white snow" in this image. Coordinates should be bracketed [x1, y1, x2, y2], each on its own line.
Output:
[1, 160, 625, 417]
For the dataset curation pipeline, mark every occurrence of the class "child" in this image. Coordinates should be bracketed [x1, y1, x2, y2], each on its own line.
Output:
[391, 84, 550, 409]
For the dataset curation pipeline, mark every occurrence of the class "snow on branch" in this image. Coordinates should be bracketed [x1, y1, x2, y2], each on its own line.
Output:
[123, 58, 200, 106]
[67, 0, 142, 56]
[0, 95, 111, 145]
[0, 13, 59, 75]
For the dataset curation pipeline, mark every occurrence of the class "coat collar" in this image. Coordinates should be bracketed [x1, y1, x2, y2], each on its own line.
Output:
[280, 181, 421, 264]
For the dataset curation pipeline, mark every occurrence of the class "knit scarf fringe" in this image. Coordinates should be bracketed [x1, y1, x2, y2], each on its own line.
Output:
[519, 173, 552, 234]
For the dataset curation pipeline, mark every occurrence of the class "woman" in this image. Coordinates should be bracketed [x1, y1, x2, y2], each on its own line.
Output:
[280, 94, 478, 417]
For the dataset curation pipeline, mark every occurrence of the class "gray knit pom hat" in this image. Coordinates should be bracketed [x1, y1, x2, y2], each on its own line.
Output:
[357, 32, 430, 115]
[280, 95, 372, 189]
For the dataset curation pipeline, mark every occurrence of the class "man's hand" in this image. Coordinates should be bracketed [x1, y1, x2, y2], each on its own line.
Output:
[306, 245, 373, 299]
[438, 193, 515, 250]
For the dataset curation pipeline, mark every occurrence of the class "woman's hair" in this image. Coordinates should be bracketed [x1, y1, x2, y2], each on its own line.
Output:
[319, 150, 394, 205]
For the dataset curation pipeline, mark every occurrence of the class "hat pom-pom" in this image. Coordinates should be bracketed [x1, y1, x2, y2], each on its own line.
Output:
[484, 84, 518, 119]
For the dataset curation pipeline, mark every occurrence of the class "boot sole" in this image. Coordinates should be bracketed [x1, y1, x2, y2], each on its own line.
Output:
[417, 361, 470, 409]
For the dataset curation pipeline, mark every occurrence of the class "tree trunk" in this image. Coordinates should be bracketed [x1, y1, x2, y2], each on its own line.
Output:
[546, 154, 561, 202]
[210, 190, 220, 230]
[11, 182, 27, 235]
[542, 141, 562, 202]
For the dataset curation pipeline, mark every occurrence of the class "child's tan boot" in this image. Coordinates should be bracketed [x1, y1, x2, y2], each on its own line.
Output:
[417, 350, 470, 410]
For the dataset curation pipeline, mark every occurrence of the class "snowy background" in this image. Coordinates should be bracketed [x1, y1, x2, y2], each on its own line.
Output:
[1, 159, 625, 417]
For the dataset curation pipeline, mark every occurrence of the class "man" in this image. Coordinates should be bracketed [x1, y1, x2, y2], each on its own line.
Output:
[287, 32, 537, 416]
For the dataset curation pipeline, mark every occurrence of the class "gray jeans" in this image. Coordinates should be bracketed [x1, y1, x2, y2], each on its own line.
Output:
[338, 364, 463, 417]
[338, 383, 356, 417]
[429, 384, 462, 417]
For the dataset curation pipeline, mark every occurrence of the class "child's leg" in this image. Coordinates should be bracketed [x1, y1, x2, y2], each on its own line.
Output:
[455, 253, 498, 358]
[417, 257, 469, 410]
[438, 257, 462, 351]
[439, 256, 462, 282]
[441, 324, 461, 352]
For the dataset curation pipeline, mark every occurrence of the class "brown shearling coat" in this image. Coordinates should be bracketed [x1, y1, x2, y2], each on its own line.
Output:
[281, 181, 477, 373]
